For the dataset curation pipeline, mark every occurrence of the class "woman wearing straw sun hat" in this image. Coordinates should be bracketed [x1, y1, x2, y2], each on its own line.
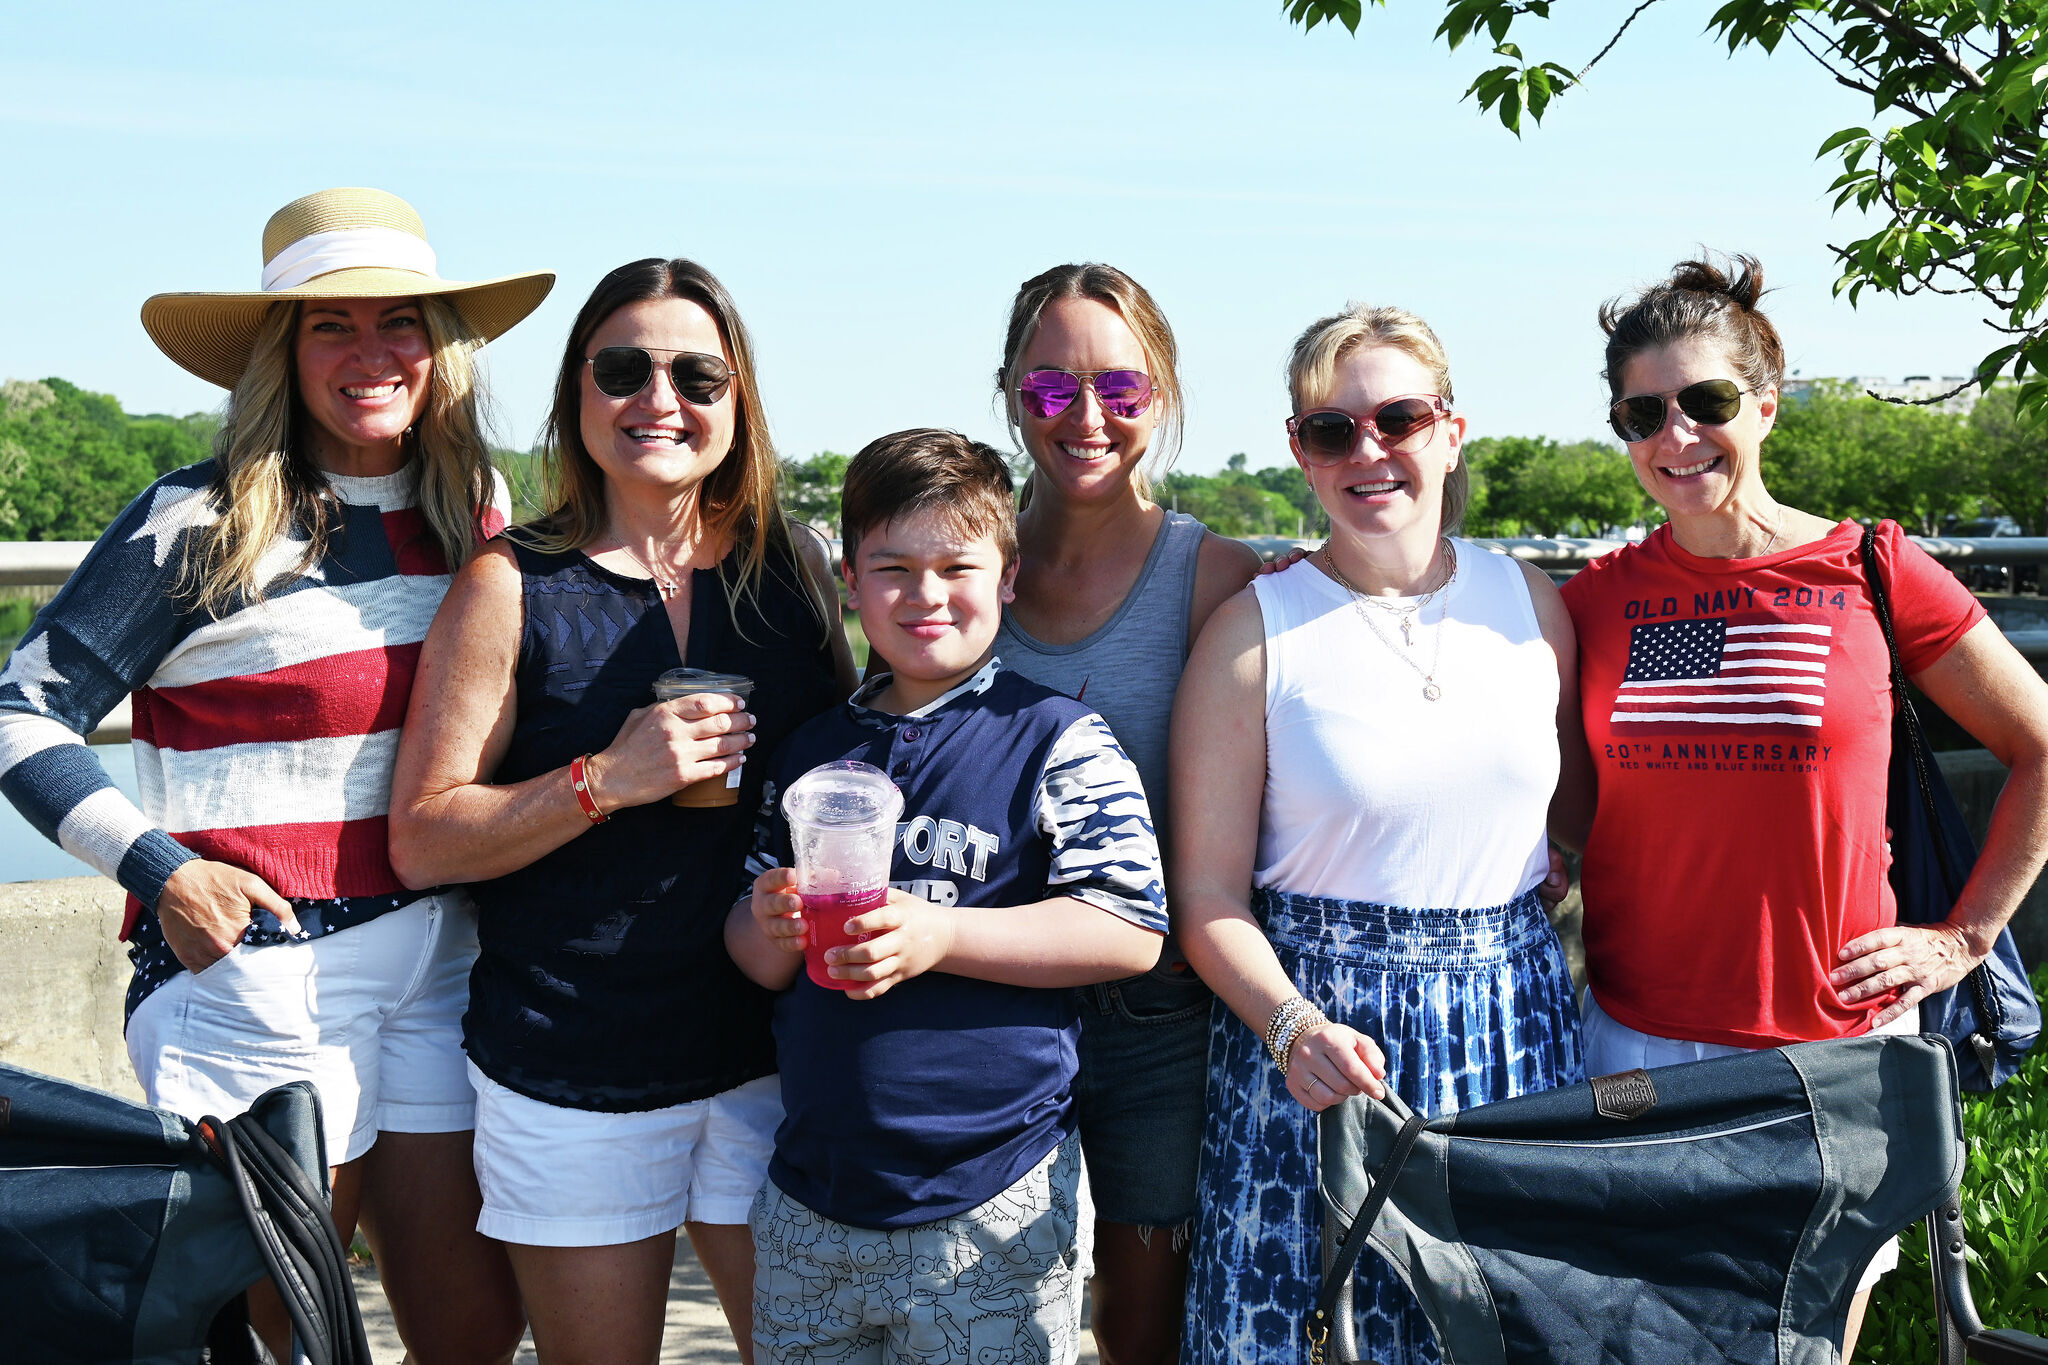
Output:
[0, 186, 548, 1363]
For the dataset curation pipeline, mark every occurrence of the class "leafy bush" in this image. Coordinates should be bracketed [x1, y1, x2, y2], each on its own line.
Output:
[1861, 963, 2048, 1360]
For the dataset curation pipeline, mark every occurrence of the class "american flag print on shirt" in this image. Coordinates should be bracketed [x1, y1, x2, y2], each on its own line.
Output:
[1612, 616, 1832, 734]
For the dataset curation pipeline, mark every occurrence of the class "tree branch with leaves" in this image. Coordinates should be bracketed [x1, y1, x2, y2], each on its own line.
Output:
[1282, 0, 2048, 416]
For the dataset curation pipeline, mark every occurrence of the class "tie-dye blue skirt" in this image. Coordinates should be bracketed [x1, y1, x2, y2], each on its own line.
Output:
[1184, 886, 1583, 1365]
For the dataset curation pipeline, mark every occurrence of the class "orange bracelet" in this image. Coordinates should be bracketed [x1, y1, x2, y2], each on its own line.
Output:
[569, 753, 608, 824]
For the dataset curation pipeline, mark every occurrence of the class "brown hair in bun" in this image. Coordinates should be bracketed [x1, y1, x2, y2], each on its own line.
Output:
[1599, 253, 1786, 402]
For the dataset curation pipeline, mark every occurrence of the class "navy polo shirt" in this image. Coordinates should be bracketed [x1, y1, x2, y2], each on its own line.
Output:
[745, 659, 1166, 1229]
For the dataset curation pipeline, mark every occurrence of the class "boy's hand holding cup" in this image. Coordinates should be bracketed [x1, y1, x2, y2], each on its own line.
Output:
[819, 887, 958, 1000]
[749, 867, 808, 955]
[781, 760, 905, 993]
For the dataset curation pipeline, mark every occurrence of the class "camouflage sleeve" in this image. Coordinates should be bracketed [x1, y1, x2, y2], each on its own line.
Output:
[1034, 714, 1167, 932]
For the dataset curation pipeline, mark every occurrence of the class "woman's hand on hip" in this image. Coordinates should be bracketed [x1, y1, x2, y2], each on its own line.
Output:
[157, 859, 297, 974]
[1831, 921, 1983, 1027]
[588, 692, 756, 809]
[1287, 1020, 1388, 1111]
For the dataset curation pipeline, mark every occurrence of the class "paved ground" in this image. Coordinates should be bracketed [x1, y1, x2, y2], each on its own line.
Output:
[353, 1240, 1101, 1364]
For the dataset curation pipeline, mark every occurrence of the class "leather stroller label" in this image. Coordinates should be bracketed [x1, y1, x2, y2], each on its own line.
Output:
[1590, 1068, 1657, 1121]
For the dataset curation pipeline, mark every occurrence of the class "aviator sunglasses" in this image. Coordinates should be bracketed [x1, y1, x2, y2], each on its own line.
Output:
[1287, 394, 1451, 464]
[586, 346, 735, 404]
[1608, 379, 1747, 443]
[1015, 368, 1156, 421]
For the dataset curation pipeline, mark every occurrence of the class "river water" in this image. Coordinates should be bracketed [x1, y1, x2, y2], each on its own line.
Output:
[1, 742, 141, 883]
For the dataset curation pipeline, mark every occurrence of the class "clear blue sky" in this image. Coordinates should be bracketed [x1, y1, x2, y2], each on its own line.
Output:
[0, 1, 1999, 475]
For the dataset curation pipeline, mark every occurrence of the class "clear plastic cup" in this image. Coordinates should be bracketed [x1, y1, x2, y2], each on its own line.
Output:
[781, 760, 904, 991]
[652, 668, 756, 808]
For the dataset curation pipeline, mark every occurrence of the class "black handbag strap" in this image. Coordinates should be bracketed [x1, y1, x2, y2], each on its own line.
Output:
[199, 1112, 371, 1365]
[1309, 1107, 1427, 1361]
[1857, 526, 2004, 1061]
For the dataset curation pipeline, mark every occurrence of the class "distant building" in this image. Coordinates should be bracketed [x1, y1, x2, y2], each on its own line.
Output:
[1780, 375, 1980, 415]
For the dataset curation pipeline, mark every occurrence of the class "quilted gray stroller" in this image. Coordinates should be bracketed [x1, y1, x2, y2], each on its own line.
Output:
[0, 1063, 370, 1365]
[1314, 1034, 2048, 1364]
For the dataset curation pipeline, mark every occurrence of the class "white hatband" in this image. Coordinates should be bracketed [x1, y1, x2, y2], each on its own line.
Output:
[261, 227, 441, 292]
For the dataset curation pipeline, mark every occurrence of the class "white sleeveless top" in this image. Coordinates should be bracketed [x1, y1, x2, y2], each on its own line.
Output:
[1252, 541, 1557, 909]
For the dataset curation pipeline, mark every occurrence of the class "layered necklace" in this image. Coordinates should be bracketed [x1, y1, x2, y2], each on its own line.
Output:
[1321, 539, 1458, 702]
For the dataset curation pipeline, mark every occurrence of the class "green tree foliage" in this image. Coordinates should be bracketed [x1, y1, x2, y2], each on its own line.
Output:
[492, 448, 549, 524]
[1158, 462, 1319, 536]
[1968, 383, 2048, 533]
[782, 451, 852, 535]
[1253, 461, 1323, 526]
[1765, 381, 1981, 532]
[1282, 0, 2048, 416]
[1861, 965, 2048, 1355]
[1464, 435, 1655, 537]
[0, 378, 212, 540]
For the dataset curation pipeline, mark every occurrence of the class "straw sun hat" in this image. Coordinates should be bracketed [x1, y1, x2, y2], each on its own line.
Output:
[141, 187, 555, 390]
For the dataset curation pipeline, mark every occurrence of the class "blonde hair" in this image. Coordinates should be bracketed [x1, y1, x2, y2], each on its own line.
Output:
[994, 263, 1185, 499]
[183, 295, 497, 614]
[1285, 304, 1467, 534]
[518, 258, 824, 635]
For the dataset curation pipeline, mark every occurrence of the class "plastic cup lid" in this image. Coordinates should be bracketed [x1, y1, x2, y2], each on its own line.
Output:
[653, 667, 754, 698]
[781, 760, 904, 827]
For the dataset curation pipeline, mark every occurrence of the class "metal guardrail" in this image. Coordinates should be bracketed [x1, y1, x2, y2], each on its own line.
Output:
[15, 536, 2048, 582]
[6, 534, 2047, 744]
[0, 541, 97, 586]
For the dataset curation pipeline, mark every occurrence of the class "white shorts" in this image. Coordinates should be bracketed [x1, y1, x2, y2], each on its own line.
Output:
[469, 1064, 781, 1247]
[1581, 990, 1919, 1292]
[127, 891, 480, 1167]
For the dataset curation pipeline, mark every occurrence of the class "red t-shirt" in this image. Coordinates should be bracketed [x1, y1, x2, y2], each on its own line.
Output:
[1561, 520, 1983, 1047]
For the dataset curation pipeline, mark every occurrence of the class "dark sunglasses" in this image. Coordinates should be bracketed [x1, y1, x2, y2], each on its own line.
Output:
[1608, 379, 1747, 443]
[1016, 368, 1156, 421]
[586, 346, 734, 404]
[1286, 394, 1451, 464]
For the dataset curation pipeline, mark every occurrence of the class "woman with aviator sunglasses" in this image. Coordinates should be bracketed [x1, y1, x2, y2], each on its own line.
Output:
[390, 258, 855, 1364]
[989, 263, 1261, 1365]
[1558, 255, 2048, 1357]
[1173, 304, 1587, 1363]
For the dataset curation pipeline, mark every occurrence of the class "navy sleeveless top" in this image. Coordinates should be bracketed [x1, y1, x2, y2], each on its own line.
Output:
[464, 534, 842, 1111]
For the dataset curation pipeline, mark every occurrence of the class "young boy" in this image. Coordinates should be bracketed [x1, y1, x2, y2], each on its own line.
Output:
[725, 427, 1168, 1365]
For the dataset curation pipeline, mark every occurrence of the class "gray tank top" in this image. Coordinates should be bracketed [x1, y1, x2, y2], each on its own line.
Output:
[995, 510, 1206, 842]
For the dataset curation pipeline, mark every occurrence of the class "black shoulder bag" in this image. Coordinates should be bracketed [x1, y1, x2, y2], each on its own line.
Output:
[1861, 524, 2041, 1089]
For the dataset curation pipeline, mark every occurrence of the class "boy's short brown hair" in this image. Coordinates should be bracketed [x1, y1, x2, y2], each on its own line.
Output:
[840, 428, 1018, 566]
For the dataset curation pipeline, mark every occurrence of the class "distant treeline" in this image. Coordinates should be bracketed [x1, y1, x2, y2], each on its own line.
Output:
[3, 377, 2043, 544]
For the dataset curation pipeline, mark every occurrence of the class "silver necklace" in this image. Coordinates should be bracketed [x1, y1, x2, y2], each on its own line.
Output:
[1323, 540, 1457, 702]
[1759, 509, 1784, 557]
[618, 543, 685, 599]
[1344, 555, 1451, 645]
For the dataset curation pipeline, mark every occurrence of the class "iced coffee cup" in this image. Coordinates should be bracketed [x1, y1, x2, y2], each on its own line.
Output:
[652, 668, 756, 808]
[781, 760, 904, 991]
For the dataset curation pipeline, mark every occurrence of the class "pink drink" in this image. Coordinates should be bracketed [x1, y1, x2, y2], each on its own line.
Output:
[803, 887, 887, 990]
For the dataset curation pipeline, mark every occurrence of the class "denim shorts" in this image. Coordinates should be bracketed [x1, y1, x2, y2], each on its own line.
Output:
[1071, 950, 1211, 1228]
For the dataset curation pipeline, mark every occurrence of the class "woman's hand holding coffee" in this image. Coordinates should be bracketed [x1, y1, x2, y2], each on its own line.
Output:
[584, 692, 756, 809]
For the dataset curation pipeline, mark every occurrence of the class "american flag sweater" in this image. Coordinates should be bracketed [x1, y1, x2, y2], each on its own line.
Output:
[0, 458, 506, 962]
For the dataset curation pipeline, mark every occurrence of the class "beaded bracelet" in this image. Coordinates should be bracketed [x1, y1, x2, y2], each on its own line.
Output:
[1264, 996, 1312, 1066]
[1273, 1005, 1330, 1077]
[569, 753, 608, 824]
